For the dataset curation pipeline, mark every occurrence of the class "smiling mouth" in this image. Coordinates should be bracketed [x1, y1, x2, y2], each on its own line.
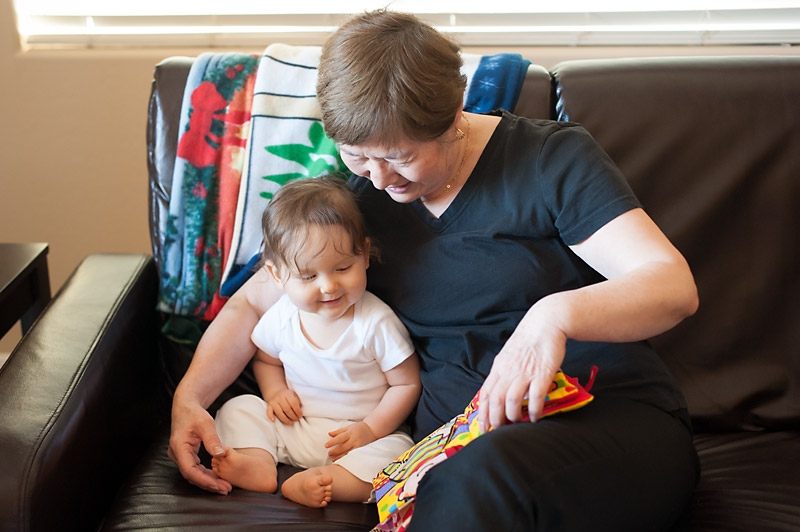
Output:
[387, 183, 410, 193]
[321, 296, 342, 305]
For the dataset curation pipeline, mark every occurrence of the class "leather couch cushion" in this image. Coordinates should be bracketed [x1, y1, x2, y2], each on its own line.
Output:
[674, 430, 800, 531]
[551, 56, 800, 432]
[100, 427, 378, 531]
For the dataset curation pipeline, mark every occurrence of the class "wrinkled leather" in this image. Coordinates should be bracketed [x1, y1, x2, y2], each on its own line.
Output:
[148, 57, 194, 278]
[0, 254, 161, 531]
[673, 431, 800, 532]
[511, 62, 553, 120]
[101, 426, 379, 531]
[551, 56, 800, 432]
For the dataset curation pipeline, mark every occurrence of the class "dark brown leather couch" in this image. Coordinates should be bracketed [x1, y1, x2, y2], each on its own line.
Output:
[2, 54, 798, 532]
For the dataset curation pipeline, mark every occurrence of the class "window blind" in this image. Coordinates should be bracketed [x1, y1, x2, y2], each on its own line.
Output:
[12, 1, 800, 48]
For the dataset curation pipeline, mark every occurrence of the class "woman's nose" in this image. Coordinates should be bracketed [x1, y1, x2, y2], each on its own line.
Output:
[366, 160, 393, 190]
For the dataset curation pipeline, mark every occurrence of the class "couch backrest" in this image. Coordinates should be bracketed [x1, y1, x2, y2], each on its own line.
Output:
[551, 56, 800, 431]
[148, 56, 193, 278]
[146, 57, 553, 286]
[148, 54, 800, 433]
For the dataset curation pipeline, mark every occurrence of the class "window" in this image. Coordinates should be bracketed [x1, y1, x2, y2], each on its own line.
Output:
[12, 0, 800, 49]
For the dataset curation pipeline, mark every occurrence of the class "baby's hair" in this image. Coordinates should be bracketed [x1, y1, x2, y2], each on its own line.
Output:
[261, 176, 375, 273]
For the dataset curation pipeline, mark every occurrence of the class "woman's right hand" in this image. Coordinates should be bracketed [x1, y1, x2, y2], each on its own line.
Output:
[266, 389, 303, 424]
[168, 396, 233, 495]
[167, 267, 282, 493]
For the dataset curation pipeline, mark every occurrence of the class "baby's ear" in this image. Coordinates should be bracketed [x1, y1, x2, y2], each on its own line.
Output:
[264, 260, 284, 285]
[364, 238, 372, 269]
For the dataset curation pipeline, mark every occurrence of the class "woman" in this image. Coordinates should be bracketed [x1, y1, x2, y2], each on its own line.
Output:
[170, 10, 700, 531]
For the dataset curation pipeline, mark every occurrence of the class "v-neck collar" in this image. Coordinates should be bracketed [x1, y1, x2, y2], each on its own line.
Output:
[410, 110, 510, 232]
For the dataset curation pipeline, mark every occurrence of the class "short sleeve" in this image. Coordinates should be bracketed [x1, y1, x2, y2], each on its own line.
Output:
[250, 294, 290, 357]
[358, 292, 415, 372]
[537, 124, 641, 245]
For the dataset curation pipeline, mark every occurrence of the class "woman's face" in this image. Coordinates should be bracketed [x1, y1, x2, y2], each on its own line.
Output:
[338, 137, 459, 203]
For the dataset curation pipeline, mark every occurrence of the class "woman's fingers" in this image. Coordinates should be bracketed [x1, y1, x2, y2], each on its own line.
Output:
[526, 369, 557, 422]
[478, 347, 562, 431]
[478, 375, 498, 433]
[504, 377, 531, 423]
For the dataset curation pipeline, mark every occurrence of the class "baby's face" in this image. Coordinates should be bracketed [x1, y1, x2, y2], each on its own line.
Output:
[276, 224, 369, 321]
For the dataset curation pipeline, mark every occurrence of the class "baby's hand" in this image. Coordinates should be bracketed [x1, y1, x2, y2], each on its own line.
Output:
[266, 389, 302, 425]
[325, 422, 377, 462]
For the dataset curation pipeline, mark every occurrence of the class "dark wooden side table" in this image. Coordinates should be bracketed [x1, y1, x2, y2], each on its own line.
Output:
[0, 243, 51, 338]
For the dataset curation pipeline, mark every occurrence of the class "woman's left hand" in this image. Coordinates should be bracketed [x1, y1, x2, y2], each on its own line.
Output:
[477, 302, 568, 433]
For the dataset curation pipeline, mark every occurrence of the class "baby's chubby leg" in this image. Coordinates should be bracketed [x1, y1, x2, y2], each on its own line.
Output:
[281, 464, 371, 507]
[211, 447, 278, 493]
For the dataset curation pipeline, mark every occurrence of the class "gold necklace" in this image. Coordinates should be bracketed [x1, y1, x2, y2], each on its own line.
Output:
[420, 113, 471, 204]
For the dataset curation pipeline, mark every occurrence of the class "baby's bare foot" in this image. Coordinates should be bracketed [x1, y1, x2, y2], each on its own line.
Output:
[211, 447, 278, 493]
[282, 470, 334, 508]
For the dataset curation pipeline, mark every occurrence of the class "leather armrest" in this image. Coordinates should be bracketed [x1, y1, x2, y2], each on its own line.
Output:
[148, 56, 193, 277]
[0, 254, 163, 532]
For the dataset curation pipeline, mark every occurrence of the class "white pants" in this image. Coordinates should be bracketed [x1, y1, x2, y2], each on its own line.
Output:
[215, 394, 413, 484]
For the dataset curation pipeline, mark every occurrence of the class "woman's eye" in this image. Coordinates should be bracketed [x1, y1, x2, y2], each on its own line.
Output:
[337, 265, 353, 272]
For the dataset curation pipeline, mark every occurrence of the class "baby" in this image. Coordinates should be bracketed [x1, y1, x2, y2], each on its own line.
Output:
[212, 176, 421, 507]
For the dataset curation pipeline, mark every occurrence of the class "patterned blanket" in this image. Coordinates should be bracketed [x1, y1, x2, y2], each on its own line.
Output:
[220, 44, 344, 298]
[157, 52, 259, 320]
[157, 46, 531, 322]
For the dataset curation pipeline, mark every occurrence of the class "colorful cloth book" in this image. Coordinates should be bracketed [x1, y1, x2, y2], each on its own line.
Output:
[371, 367, 597, 532]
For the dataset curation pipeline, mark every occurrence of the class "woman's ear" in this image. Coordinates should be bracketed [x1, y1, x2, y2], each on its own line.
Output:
[264, 260, 284, 286]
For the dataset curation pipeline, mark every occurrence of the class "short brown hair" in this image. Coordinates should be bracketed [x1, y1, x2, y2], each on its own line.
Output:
[317, 9, 466, 147]
[261, 177, 372, 273]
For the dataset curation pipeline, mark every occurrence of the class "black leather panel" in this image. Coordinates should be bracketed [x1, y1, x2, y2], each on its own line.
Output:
[552, 56, 800, 432]
[513, 63, 553, 120]
[147, 57, 193, 275]
[100, 428, 378, 531]
[674, 431, 800, 531]
[0, 254, 160, 532]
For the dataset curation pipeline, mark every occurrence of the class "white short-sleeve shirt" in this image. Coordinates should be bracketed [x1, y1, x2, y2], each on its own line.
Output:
[251, 291, 415, 421]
